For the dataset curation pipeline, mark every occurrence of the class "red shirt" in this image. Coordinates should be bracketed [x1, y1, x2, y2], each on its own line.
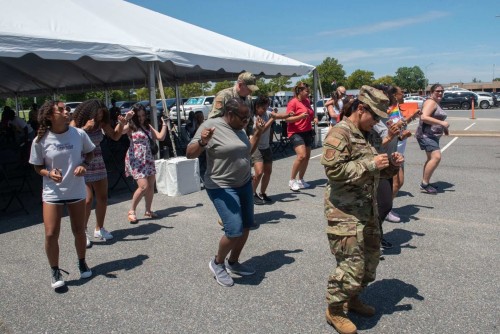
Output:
[286, 97, 314, 137]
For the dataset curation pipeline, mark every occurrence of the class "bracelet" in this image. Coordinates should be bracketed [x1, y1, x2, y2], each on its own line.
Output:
[46, 169, 52, 177]
[198, 139, 207, 147]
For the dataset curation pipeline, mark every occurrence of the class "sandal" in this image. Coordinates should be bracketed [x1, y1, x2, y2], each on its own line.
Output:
[144, 211, 159, 219]
[128, 210, 138, 224]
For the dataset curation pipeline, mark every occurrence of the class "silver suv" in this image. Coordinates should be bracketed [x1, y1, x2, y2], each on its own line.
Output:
[169, 96, 214, 121]
[475, 92, 495, 109]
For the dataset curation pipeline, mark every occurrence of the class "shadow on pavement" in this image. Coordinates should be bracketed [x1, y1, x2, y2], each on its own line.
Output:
[92, 223, 173, 246]
[66, 254, 150, 288]
[433, 181, 455, 193]
[393, 204, 434, 223]
[352, 278, 424, 331]
[233, 249, 303, 286]
[382, 228, 426, 256]
[254, 210, 296, 225]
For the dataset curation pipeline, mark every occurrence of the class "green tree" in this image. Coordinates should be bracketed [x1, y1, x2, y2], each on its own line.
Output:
[211, 80, 234, 95]
[163, 87, 175, 98]
[268, 76, 292, 94]
[309, 57, 346, 96]
[494, 78, 500, 81]
[372, 75, 395, 86]
[346, 70, 374, 89]
[180, 83, 205, 97]
[472, 77, 482, 83]
[393, 66, 426, 92]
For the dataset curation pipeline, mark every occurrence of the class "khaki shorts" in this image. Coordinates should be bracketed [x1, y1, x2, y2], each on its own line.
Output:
[251, 147, 273, 164]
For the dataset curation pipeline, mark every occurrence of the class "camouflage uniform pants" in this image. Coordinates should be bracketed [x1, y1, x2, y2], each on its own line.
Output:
[326, 221, 381, 306]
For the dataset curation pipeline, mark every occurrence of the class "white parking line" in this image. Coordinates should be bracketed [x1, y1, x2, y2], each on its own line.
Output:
[441, 137, 458, 153]
[310, 153, 322, 160]
[464, 123, 476, 131]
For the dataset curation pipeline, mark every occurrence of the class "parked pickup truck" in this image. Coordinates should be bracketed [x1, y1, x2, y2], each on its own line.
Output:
[169, 96, 214, 121]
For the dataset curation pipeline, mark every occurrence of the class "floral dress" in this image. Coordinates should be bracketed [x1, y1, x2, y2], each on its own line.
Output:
[84, 129, 107, 183]
[125, 129, 156, 179]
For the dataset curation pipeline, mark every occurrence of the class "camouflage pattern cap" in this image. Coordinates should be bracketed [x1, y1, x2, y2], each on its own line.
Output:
[238, 72, 259, 92]
[358, 85, 389, 118]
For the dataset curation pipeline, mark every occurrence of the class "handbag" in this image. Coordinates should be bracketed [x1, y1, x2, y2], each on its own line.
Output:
[140, 126, 159, 155]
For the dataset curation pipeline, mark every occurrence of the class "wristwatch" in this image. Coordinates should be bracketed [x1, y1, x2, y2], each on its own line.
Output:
[198, 139, 207, 147]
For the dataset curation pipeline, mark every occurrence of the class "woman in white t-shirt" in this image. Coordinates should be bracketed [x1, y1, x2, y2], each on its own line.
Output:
[29, 101, 96, 290]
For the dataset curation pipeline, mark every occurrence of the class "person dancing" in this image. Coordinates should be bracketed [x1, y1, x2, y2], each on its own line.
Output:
[29, 101, 95, 289]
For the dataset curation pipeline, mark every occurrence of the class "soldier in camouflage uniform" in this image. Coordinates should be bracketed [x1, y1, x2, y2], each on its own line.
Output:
[321, 86, 404, 334]
[208, 72, 258, 135]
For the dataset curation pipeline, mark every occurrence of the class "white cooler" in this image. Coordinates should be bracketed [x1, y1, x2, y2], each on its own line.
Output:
[155, 157, 200, 196]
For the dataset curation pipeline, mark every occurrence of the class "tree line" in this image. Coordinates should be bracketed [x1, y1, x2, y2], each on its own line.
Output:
[1, 56, 468, 110]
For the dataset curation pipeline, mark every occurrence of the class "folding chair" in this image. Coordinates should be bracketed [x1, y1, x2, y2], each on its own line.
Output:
[272, 121, 292, 156]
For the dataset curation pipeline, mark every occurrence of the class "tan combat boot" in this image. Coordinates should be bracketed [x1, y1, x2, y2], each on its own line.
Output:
[344, 295, 376, 317]
[326, 305, 357, 334]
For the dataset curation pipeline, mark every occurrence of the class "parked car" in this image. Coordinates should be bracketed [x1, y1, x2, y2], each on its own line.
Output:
[403, 96, 426, 109]
[65, 101, 81, 113]
[170, 96, 214, 121]
[156, 98, 188, 116]
[475, 92, 496, 109]
[313, 98, 329, 123]
[117, 101, 137, 114]
[492, 92, 500, 106]
[441, 91, 478, 110]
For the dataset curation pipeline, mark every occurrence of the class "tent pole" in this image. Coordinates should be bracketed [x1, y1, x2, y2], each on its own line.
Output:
[104, 90, 110, 108]
[14, 94, 19, 116]
[313, 69, 321, 148]
[148, 62, 159, 158]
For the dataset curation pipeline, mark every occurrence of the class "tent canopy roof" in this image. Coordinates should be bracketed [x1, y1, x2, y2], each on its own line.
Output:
[0, 0, 314, 97]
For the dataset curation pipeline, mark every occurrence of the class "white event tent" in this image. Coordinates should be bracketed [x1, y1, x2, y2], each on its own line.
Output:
[0, 0, 316, 98]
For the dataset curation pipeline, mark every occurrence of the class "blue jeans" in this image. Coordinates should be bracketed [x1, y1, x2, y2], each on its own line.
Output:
[206, 180, 255, 238]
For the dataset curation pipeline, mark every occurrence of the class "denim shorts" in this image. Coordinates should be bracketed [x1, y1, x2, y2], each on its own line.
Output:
[417, 135, 440, 152]
[206, 180, 255, 238]
[290, 131, 314, 148]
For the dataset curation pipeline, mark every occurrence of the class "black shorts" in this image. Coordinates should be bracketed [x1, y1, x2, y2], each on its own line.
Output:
[290, 131, 314, 148]
[44, 198, 85, 205]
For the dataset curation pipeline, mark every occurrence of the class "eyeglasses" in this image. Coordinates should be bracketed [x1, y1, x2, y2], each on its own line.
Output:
[434, 90, 444, 93]
[232, 111, 250, 122]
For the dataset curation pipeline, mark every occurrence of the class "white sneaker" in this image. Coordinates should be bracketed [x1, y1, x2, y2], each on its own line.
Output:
[85, 229, 93, 248]
[289, 179, 300, 191]
[94, 228, 113, 240]
[385, 211, 401, 223]
[297, 179, 310, 189]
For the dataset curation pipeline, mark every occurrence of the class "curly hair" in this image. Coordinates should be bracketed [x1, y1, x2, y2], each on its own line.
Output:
[72, 99, 110, 130]
[127, 103, 150, 132]
[35, 101, 58, 143]
[254, 95, 270, 110]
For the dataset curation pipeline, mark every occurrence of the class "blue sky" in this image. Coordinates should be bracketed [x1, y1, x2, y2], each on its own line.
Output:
[129, 0, 499, 84]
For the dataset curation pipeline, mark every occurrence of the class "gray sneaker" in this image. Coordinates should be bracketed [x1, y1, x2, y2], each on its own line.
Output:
[209, 258, 234, 287]
[225, 260, 255, 276]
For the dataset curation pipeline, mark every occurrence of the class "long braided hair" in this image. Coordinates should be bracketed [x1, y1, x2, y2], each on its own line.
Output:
[35, 101, 59, 143]
[72, 99, 110, 130]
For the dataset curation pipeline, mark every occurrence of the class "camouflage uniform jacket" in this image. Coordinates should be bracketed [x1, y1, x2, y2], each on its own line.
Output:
[208, 86, 254, 135]
[321, 119, 396, 234]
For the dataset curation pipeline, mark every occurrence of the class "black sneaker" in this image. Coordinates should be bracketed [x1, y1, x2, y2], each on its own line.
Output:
[381, 238, 393, 249]
[254, 193, 264, 205]
[51, 268, 69, 289]
[78, 261, 92, 279]
[259, 193, 273, 203]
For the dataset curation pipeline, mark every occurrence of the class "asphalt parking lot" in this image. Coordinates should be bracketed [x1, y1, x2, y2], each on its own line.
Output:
[0, 109, 499, 333]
